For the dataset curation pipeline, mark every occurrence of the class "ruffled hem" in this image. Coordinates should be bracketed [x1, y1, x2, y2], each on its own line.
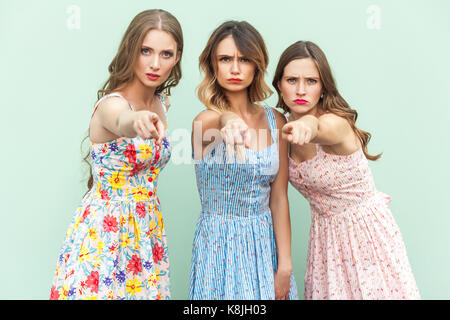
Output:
[304, 199, 420, 300]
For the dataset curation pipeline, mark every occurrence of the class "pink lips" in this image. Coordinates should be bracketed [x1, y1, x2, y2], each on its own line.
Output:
[146, 73, 160, 80]
[293, 99, 308, 105]
[228, 78, 242, 83]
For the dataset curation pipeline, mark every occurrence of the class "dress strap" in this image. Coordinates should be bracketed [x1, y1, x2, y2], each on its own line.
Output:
[263, 105, 278, 143]
[157, 93, 168, 114]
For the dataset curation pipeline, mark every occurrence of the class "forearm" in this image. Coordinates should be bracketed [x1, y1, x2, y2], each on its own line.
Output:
[271, 195, 293, 273]
[116, 110, 139, 138]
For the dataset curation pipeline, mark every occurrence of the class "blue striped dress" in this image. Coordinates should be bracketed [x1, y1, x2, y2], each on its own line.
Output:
[189, 105, 298, 300]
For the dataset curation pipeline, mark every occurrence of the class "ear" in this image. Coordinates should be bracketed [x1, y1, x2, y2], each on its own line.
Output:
[277, 80, 281, 91]
[175, 50, 181, 64]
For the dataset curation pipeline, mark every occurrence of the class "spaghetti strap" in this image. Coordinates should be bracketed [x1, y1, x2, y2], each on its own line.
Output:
[157, 93, 168, 114]
[263, 105, 278, 144]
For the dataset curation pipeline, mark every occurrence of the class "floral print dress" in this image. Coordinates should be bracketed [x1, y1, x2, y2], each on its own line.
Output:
[50, 93, 172, 300]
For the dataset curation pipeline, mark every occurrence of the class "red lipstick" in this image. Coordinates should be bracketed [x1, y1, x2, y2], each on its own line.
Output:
[293, 99, 308, 105]
[146, 73, 160, 81]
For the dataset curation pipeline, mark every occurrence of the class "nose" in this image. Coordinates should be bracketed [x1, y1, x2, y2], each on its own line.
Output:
[296, 80, 306, 95]
[230, 58, 240, 74]
[150, 55, 160, 71]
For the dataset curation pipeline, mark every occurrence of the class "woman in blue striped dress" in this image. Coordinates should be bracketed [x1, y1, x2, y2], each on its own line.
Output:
[189, 21, 298, 300]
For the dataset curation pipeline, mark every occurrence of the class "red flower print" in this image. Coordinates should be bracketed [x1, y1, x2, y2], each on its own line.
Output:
[103, 215, 119, 233]
[127, 254, 143, 275]
[124, 144, 137, 164]
[136, 202, 146, 218]
[130, 162, 146, 176]
[109, 243, 118, 254]
[100, 189, 110, 201]
[80, 205, 90, 223]
[86, 270, 99, 293]
[50, 286, 60, 300]
[152, 242, 164, 264]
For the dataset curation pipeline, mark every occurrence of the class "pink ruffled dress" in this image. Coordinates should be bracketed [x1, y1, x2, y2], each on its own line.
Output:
[289, 144, 420, 299]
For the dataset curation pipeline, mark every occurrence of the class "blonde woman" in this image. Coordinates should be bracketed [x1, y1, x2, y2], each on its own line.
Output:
[50, 9, 183, 300]
[189, 21, 298, 300]
[273, 41, 420, 299]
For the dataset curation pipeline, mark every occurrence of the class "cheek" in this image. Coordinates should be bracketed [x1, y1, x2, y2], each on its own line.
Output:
[280, 83, 294, 97]
[311, 85, 322, 99]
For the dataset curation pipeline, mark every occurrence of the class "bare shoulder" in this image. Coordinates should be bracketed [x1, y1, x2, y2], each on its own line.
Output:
[270, 107, 287, 129]
[95, 96, 130, 118]
[193, 109, 221, 123]
[318, 112, 352, 131]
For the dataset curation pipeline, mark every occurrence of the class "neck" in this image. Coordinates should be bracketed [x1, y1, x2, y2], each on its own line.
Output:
[225, 89, 255, 116]
[290, 105, 320, 120]
[119, 78, 157, 110]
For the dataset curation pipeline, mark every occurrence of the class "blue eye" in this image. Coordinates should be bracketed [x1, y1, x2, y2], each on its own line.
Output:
[219, 56, 230, 62]
[141, 48, 150, 55]
[287, 78, 296, 84]
[162, 51, 174, 58]
[307, 79, 317, 84]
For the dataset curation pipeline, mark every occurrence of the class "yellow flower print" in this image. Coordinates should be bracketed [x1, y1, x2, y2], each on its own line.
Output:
[88, 227, 98, 241]
[96, 182, 102, 199]
[97, 241, 104, 253]
[126, 278, 143, 295]
[107, 290, 114, 300]
[60, 284, 70, 300]
[147, 220, 157, 237]
[73, 216, 82, 231]
[78, 245, 91, 263]
[121, 232, 130, 248]
[93, 256, 101, 268]
[139, 143, 153, 160]
[131, 185, 149, 202]
[108, 170, 126, 190]
[157, 211, 164, 234]
[84, 296, 98, 300]
[120, 214, 126, 227]
[147, 271, 160, 288]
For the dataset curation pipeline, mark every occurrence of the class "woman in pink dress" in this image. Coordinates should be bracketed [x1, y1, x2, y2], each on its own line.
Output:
[272, 41, 420, 299]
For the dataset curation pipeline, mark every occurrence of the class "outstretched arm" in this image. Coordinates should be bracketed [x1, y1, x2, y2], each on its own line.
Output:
[270, 109, 293, 300]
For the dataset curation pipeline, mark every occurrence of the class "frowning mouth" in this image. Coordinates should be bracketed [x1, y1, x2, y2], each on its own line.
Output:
[293, 99, 308, 105]
[228, 78, 242, 83]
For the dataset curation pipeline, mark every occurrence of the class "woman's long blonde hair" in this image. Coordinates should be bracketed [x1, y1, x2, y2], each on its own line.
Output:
[197, 21, 272, 112]
[83, 9, 184, 191]
[272, 41, 381, 161]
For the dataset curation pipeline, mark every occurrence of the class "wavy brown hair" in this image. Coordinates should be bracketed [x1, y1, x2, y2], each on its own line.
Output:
[272, 41, 381, 161]
[83, 9, 183, 191]
[98, 9, 183, 98]
[198, 20, 272, 112]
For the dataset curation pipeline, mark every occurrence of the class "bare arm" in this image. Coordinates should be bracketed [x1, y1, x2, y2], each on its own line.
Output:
[191, 110, 250, 159]
[93, 97, 165, 143]
[282, 113, 356, 150]
[270, 109, 293, 300]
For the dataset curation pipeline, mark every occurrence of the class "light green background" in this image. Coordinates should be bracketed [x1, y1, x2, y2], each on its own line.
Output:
[1, 0, 449, 299]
